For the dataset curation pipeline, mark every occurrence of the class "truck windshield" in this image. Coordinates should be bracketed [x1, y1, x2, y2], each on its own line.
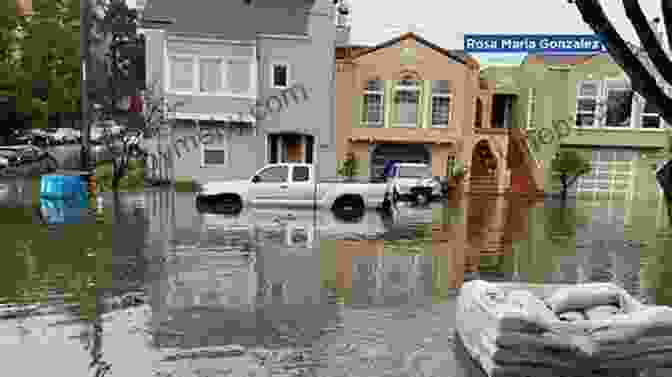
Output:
[398, 166, 431, 178]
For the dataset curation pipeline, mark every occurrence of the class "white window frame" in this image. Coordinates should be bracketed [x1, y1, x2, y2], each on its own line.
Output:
[270, 61, 291, 89]
[198, 56, 224, 94]
[431, 80, 451, 128]
[362, 79, 385, 127]
[575, 80, 601, 128]
[640, 95, 664, 130]
[166, 54, 256, 98]
[526, 88, 536, 130]
[166, 54, 197, 95]
[200, 126, 227, 167]
[223, 56, 257, 98]
[602, 78, 635, 130]
[394, 78, 420, 128]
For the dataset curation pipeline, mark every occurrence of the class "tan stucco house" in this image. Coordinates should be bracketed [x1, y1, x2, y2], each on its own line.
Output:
[335, 32, 536, 194]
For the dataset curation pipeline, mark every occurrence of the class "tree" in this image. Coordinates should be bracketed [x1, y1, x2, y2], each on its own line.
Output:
[17, 0, 80, 128]
[569, 1, 672, 125]
[552, 150, 591, 201]
[99, 80, 185, 191]
[92, 0, 145, 119]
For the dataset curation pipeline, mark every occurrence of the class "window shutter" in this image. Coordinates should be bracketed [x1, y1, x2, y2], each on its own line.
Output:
[384, 80, 393, 128]
[389, 79, 398, 126]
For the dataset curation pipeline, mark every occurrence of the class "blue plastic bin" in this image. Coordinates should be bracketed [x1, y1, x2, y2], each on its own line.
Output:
[40, 196, 90, 225]
[40, 171, 89, 201]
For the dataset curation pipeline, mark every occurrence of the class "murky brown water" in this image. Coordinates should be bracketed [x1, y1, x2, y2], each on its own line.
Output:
[1, 177, 671, 377]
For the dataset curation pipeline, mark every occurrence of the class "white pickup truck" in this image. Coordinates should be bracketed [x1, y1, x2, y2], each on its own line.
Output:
[196, 163, 392, 217]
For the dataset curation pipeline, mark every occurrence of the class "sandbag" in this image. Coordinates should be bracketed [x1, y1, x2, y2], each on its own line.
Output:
[491, 347, 587, 369]
[494, 330, 577, 352]
[558, 311, 586, 322]
[489, 364, 606, 377]
[598, 350, 672, 369]
[595, 335, 672, 359]
[545, 284, 624, 313]
[505, 290, 558, 324]
[585, 305, 621, 321]
[589, 306, 672, 338]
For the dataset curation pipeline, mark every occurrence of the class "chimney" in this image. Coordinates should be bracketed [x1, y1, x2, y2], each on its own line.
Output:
[335, 0, 350, 46]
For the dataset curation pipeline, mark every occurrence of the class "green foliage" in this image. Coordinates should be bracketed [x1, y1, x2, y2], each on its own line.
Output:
[551, 150, 591, 198]
[93, 0, 144, 118]
[174, 179, 202, 193]
[95, 159, 145, 192]
[0, 0, 80, 132]
[336, 152, 360, 179]
[449, 160, 467, 178]
[546, 203, 590, 243]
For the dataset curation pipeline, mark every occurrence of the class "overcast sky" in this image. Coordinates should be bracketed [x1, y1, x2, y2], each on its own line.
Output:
[127, 0, 664, 64]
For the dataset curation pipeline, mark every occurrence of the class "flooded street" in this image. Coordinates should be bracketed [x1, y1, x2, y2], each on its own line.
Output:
[1, 177, 672, 377]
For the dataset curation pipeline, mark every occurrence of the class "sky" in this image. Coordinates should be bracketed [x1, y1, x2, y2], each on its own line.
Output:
[126, 0, 665, 65]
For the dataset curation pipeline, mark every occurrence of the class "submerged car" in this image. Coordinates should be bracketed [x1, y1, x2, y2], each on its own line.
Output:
[0, 150, 20, 168]
[388, 163, 441, 203]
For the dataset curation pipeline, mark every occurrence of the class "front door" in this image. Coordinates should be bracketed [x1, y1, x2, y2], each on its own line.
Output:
[248, 165, 290, 205]
[286, 142, 302, 162]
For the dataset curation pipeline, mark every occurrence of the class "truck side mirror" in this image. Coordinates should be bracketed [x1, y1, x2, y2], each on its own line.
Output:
[251, 175, 260, 183]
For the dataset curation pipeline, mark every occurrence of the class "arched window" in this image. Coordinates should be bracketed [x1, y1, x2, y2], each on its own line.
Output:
[362, 78, 385, 127]
[475, 98, 483, 128]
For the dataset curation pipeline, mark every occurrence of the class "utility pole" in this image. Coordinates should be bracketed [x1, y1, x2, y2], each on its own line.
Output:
[80, 0, 91, 170]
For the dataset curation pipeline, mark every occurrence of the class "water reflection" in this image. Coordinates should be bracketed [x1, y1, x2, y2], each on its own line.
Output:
[0, 180, 671, 376]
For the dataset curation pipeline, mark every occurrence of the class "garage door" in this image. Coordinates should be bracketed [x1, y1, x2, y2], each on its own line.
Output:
[370, 144, 430, 178]
[568, 148, 638, 200]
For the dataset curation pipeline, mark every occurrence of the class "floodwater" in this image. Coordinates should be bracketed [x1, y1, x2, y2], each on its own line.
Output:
[1, 177, 672, 377]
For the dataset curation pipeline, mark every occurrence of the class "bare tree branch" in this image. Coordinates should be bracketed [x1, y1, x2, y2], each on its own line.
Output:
[622, 1, 672, 85]
[661, 0, 672, 53]
[571, 0, 672, 123]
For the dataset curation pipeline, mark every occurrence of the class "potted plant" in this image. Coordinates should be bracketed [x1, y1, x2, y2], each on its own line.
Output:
[448, 160, 467, 187]
[337, 152, 360, 182]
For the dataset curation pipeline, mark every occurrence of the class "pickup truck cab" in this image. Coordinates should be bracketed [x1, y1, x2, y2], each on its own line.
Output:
[196, 163, 392, 217]
[388, 163, 441, 203]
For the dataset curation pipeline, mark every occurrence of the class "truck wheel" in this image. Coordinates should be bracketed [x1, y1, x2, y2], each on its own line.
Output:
[332, 195, 364, 221]
[214, 195, 242, 214]
[393, 188, 401, 204]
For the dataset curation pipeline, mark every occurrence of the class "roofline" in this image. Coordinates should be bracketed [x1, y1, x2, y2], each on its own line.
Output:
[523, 52, 602, 65]
[139, 17, 176, 28]
[350, 32, 474, 67]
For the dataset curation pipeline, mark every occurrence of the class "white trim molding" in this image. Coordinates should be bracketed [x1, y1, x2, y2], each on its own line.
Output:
[270, 61, 291, 89]
[166, 53, 197, 94]
[169, 112, 257, 123]
[258, 34, 310, 40]
[167, 34, 257, 46]
[165, 53, 257, 98]
[201, 145, 227, 167]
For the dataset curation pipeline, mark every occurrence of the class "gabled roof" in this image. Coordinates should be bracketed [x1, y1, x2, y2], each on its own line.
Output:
[141, 0, 314, 39]
[351, 32, 479, 68]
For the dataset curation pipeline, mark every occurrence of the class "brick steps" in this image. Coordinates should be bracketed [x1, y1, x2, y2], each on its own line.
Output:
[468, 175, 500, 195]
